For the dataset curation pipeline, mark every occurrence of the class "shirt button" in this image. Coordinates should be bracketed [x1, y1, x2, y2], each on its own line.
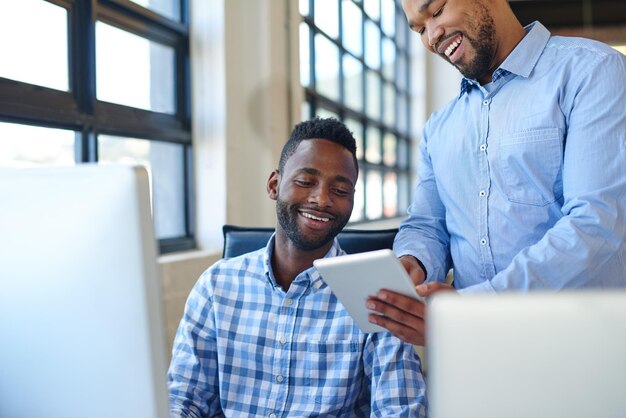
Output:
[276, 375, 284, 382]
[285, 298, 293, 306]
[279, 336, 287, 344]
[269, 414, 276, 418]
[483, 100, 489, 106]
[480, 144, 487, 151]
[480, 238, 488, 246]
[479, 190, 486, 197]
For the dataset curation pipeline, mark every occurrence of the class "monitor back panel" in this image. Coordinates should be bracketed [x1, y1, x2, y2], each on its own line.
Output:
[428, 292, 626, 418]
[0, 165, 168, 418]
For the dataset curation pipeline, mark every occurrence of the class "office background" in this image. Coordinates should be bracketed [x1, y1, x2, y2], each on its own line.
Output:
[0, 0, 624, 352]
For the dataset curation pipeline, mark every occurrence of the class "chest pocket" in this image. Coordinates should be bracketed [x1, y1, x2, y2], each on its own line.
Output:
[305, 340, 363, 405]
[495, 128, 563, 206]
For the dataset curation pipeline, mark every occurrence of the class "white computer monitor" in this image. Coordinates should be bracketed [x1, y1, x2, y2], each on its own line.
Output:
[427, 291, 626, 418]
[0, 165, 168, 418]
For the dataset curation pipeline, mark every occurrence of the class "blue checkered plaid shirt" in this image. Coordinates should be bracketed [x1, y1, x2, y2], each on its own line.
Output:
[168, 235, 428, 417]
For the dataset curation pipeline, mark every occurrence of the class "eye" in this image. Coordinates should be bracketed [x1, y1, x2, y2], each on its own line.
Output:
[417, 27, 425, 36]
[433, 6, 444, 18]
[332, 187, 350, 197]
[294, 179, 314, 187]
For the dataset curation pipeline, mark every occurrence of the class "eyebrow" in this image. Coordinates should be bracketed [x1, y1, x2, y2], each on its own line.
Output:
[295, 167, 355, 187]
[419, 0, 436, 13]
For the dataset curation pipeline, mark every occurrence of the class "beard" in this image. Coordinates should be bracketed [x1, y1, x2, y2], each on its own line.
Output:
[451, 4, 497, 81]
[275, 197, 350, 251]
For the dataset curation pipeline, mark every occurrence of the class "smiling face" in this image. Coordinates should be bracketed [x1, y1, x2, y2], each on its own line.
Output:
[268, 138, 357, 252]
[402, 0, 500, 83]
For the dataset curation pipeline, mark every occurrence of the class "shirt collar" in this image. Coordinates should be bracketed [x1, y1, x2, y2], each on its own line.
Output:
[262, 233, 344, 291]
[459, 21, 551, 96]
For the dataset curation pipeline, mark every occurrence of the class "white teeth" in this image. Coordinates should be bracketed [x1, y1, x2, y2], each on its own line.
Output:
[302, 212, 330, 222]
[445, 39, 461, 57]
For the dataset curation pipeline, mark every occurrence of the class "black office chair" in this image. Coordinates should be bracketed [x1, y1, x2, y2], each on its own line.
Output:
[222, 224, 398, 258]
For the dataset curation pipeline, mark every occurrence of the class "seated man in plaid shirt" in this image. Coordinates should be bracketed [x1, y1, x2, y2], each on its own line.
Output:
[168, 117, 428, 417]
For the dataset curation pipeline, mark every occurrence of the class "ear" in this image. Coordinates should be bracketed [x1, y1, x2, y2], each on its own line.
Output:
[267, 169, 280, 201]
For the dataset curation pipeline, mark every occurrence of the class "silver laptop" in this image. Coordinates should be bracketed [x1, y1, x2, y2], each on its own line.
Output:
[0, 165, 168, 418]
[428, 291, 626, 418]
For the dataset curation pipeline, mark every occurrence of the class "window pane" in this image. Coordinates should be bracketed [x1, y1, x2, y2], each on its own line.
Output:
[299, 23, 311, 87]
[363, 0, 380, 20]
[365, 170, 383, 219]
[344, 118, 364, 161]
[395, 12, 407, 49]
[0, 122, 74, 167]
[128, 0, 180, 21]
[383, 171, 398, 217]
[383, 132, 397, 166]
[301, 101, 311, 121]
[342, 0, 362, 56]
[380, 0, 395, 36]
[383, 82, 395, 126]
[382, 38, 395, 80]
[314, 0, 338, 39]
[300, 0, 310, 16]
[366, 70, 380, 120]
[398, 94, 408, 133]
[364, 20, 380, 69]
[98, 135, 186, 239]
[350, 175, 365, 222]
[398, 172, 410, 214]
[315, 108, 339, 120]
[365, 126, 382, 164]
[397, 54, 408, 90]
[398, 139, 409, 169]
[314, 34, 340, 101]
[343, 54, 364, 112]
[0, 0, 68, 91]
[96, 22, 175, 114]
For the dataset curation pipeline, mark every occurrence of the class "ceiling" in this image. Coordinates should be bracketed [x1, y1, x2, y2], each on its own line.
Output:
[509, 0, 626, 28]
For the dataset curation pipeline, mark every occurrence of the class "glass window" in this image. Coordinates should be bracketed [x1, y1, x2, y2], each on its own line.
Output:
[383, 171, 398, 217]
[363, 0, 380, 20]
[364, 20, 381, 69]
[366, 70, 381, 120]
[342, 0, 363, 56]
[0, 0, 68, 91]
[366, 126, 382, 164]
[0, 0, 192, 253]
[343, 54, 364, 111]
[0, 122, 74, 168]
[128, 0, 181, 21]
[300, 0, 414, 223]
[96, 22, 175, 114]
[299, 22, 311, 87]
[314, 34, 340, 101]
[351, 175, 365, 222]
[314, 0, 339, 39]
[99, 135, 186, 240]
[365, 170, 383, 219]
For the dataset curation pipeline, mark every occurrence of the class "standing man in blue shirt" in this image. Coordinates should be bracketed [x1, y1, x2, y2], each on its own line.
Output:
[367, 0, 626, 345]
[168, 117, 428, 417]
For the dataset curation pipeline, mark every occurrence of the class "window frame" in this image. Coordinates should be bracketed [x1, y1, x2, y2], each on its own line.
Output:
[0, 0, 194, 253]
[300, 0, 414, 224]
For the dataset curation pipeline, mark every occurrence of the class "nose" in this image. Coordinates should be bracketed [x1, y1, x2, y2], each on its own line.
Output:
[309, 185, 332, 208]
[426, 23, 444, 51]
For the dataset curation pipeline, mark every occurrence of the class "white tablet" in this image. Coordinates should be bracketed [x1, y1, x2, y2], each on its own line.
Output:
[313, 249, 425, 333]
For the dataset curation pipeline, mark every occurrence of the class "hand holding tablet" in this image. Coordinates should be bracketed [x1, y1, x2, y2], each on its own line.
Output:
[314, 249, 426, 333]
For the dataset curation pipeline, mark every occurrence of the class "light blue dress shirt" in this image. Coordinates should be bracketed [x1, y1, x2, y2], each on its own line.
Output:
[168, 235, 428, 417]
[394, 22, 626, 292]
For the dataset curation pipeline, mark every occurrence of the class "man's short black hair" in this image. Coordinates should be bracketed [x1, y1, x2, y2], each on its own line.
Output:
[278, 117, 358, 174]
